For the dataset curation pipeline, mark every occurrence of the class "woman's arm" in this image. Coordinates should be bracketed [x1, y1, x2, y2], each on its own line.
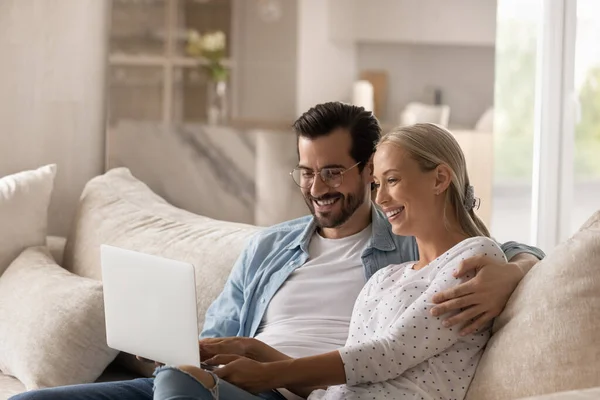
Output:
[210, 354, 341, 394]
[273, 239, 506, 388]
[215, 239, 505, 392]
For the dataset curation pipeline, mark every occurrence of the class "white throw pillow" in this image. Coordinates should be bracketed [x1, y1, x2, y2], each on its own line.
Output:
[0, 164, 56, 276]
[0, 247, 119, 389]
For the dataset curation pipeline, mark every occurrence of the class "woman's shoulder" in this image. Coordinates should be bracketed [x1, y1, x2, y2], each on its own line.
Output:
[427, 237, 505, 280]
[371, 261, 413, 283]
[447, 236, 505, 263]
[456, 236, 501, 250]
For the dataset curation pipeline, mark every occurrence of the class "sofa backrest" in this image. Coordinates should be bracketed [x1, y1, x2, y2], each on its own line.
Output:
[63, 167, 262, 331]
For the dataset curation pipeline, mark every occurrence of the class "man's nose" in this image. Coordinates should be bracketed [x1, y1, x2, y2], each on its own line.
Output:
[310, 174, 329, 198]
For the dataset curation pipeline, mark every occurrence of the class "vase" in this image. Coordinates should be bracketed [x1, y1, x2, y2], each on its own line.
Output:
[206, 80, 228, 125]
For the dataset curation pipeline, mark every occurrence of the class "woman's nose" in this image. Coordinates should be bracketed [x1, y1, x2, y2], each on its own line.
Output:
[375, 185, 388, 205]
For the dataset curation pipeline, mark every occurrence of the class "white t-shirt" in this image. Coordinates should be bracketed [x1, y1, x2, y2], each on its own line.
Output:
[308, 236, 506, 400]
[255, 225, 372, 360]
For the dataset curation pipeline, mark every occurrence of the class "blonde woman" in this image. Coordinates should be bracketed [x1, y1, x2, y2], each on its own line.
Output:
[153, 123, 505, 400]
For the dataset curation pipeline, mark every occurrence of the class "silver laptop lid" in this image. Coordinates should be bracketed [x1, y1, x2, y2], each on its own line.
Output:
[101, 244, 200, 367]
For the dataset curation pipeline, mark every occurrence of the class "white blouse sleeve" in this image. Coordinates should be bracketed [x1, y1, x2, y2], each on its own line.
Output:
[339, 237, 505, 386]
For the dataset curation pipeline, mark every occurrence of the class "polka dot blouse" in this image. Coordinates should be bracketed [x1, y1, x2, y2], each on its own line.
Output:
[308, 237, 506, 400]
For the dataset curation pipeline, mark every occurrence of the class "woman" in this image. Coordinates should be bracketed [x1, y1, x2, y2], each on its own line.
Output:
[153, 123, 505, 400]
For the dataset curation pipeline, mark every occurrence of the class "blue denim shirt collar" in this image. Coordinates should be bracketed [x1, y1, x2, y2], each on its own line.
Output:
[284, 204, 397, 253]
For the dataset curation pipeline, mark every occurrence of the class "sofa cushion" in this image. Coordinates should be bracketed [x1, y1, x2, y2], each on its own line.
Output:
[466, 210, 600, 400]
[0, 164, 56, 276]
[63, 167, 261, 334]
[0, 247, 118, 390]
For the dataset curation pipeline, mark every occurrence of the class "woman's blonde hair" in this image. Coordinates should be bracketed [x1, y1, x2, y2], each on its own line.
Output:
[378, 123, 490, 238]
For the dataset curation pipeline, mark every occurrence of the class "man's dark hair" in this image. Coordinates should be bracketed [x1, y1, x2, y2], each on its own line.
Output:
[292, 102, 381, 171]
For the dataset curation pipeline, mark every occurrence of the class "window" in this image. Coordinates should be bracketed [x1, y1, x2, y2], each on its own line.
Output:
[494, 0, 600, 251]
[571, 0, 600, 234]
[491, 0, 542, 244]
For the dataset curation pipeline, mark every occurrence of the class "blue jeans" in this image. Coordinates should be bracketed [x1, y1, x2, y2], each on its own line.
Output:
[9, 378, 154, 400]
[8, 372, 288, 400]
[153, 367, 288, 400]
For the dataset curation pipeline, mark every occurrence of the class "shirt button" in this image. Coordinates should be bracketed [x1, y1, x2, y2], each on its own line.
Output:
[261, 298, 266, 303]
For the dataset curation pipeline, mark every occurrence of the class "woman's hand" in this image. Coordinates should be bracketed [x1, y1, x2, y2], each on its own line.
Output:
[200, 337, 292, 363]
[209, 355, 283, 394]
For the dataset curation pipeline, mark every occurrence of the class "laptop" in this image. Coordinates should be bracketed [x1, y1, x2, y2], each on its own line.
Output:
[100, 245, 201, 367]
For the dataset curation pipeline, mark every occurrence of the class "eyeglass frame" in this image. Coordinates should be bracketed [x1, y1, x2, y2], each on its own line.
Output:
[289, 161, 362, 189]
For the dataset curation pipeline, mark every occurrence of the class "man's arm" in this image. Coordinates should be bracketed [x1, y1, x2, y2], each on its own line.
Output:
[430, 241, 544, 335]
[500, 241, 546, 268]
[200, 234, 259, 338]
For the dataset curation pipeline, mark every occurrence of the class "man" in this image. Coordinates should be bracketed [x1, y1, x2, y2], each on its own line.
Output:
[12, 102, 544, 400]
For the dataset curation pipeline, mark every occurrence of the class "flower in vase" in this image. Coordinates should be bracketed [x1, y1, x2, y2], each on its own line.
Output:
[186, 29, 228, 82]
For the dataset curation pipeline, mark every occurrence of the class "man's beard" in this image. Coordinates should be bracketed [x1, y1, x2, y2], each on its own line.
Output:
[303, 184, 366, 229]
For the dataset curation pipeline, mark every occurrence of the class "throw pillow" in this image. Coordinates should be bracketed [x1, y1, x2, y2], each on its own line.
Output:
[465, 210, 600, 400]
[0, 247, 119, 389]
[0, 164, 56, 276]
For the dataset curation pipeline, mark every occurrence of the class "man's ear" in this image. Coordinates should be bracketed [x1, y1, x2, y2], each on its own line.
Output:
[433, 164, 453, 194]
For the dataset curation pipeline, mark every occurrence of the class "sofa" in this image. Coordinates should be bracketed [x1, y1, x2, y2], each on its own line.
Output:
[0, 166, 599, 400]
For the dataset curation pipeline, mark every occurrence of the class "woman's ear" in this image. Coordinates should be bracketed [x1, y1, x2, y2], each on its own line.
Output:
[433, 164, 453, 195]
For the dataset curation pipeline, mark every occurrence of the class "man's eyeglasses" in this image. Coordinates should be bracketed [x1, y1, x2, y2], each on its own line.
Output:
[290, 162, 361, 189]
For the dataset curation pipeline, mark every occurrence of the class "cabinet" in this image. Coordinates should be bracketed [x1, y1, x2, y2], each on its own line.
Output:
[108, 0, 233, 127]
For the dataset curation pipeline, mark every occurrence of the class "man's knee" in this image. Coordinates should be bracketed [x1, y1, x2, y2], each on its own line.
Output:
[154, 367, 216, 400]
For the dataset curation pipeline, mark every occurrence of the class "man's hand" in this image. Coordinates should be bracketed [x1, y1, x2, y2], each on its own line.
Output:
[208, 355, 282, 394]
[430, 255, 526, 336]
[199, 337, 252, 360]
[200, 337, 292, 363]
[135, 355, 164, 367]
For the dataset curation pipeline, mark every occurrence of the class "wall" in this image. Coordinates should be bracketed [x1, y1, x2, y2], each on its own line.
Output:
[353, 0, 497, 46]
[357, 43, 495, 128]
[234, 0, 357, 120]
[0, 0, 109, 236]
[296, 0, 357, 114]
[233, 0, 298, 121]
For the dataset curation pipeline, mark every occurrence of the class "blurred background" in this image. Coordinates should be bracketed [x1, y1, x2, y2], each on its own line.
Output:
[1, 0, 599, 253]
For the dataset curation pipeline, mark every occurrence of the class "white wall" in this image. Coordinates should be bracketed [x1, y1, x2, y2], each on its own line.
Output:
[0, 0, 110, 236]
[234, 0, 357, 118]
[353, 0, 497, 46]
[233, 0, 298, 121]
[296, 0, 357, 114]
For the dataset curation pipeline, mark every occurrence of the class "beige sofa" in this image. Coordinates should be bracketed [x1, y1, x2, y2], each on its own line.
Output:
[1, 168, 599, 400]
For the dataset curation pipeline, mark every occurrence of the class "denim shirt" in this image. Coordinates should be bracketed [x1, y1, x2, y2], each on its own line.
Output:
[201, 206, 545, 339]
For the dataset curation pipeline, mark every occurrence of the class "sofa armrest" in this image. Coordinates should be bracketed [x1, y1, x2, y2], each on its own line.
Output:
[517, 387, 600, 400]
[46, 235, 67, 266]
